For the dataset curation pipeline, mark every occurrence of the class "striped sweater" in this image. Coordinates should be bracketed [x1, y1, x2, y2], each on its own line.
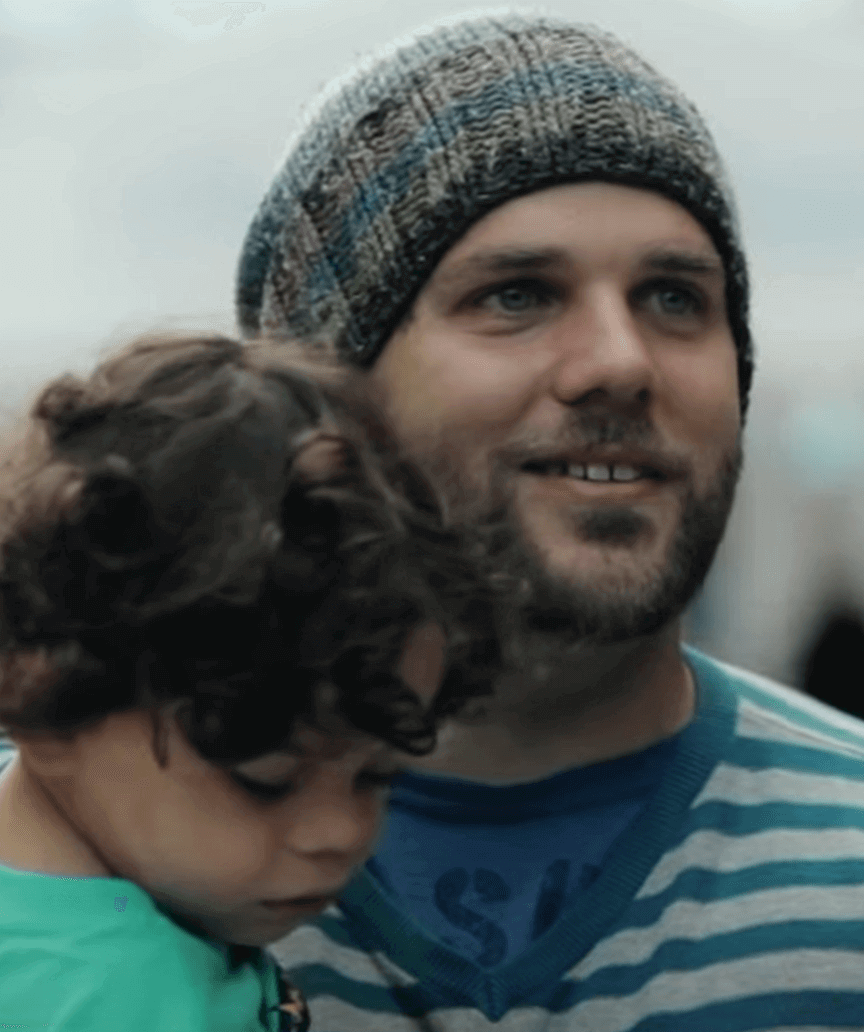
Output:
[269, 648, 864, 1031]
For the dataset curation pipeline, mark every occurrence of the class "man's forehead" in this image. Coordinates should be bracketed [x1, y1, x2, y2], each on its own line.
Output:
[425, 184, 725, 286]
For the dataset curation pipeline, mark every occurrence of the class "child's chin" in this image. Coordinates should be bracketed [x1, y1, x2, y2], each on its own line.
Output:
[162, 905, 294, 949]
[222, 913, 309, 949]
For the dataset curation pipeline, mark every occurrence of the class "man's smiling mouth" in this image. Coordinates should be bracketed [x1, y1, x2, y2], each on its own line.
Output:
[521, 458, 668, 484]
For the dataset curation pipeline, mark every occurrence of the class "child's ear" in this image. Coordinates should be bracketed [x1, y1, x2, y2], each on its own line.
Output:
[398, 622, 447, 707]
[293, 433, 351, 482]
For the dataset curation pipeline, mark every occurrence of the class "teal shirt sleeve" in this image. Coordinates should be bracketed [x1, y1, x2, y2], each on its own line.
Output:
[2, 929, 214, 1031]
[0, 862, 281, 1032]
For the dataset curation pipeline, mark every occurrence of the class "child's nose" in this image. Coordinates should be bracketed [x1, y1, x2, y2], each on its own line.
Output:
[283, 786, 381, 865]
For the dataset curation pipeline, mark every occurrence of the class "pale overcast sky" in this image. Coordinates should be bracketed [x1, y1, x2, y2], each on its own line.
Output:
[2, 0, 861, 407]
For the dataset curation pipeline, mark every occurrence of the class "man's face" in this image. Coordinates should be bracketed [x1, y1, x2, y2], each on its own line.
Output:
[368, 182, 742, 643]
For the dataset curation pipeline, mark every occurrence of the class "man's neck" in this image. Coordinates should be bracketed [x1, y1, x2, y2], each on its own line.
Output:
[409, 625, 694, 785]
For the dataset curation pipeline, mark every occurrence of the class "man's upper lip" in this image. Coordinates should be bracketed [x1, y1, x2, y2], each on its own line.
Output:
[518, 447, 683, 479]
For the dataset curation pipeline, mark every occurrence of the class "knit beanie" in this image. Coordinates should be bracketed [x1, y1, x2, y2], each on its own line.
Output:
[237, 13, 753, 412]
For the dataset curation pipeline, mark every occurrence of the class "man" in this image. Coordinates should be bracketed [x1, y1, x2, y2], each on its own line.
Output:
[236, 14, 864, 1029]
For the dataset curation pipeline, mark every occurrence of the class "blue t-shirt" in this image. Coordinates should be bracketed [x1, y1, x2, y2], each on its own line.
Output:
[372, 735, 678, 966]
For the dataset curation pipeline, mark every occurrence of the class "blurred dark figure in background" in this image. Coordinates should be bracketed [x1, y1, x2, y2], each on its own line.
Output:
[800, 605, 864, 720]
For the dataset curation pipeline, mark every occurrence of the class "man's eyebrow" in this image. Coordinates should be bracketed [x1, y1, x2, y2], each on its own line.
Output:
[642, 250, 724, 276]
[437, 248, 566, 283]
[434, 246, 724, 289]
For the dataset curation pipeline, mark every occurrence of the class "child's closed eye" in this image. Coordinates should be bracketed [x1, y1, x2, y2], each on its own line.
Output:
[228, 764, 399, 803]
[230, 770, 296, 802]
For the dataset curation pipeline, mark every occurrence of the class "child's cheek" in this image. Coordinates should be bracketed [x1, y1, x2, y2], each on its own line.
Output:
[162, 809, 281, 892]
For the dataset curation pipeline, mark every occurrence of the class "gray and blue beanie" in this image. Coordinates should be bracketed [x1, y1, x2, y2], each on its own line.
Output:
[237, 13, 753, 411]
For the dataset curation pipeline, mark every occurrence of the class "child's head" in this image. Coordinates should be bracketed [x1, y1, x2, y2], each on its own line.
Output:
[0, 333, 497, 946]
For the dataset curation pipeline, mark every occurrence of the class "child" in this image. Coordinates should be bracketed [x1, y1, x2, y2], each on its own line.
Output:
[0, 334, 498, 1031]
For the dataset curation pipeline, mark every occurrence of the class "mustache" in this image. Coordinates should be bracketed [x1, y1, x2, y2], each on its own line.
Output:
[557, 411, 655, 446]
[495, 411, 690, 474]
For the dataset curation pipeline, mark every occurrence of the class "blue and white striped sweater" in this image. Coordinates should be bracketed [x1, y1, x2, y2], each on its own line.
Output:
[269, 648, 864, 1031]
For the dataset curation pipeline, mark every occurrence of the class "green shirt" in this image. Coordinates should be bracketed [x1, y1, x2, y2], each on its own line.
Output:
[0, 860, 283, 1031]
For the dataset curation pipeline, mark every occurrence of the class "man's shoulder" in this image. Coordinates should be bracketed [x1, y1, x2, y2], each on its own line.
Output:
[678, 646, 864, 867]
[686, 645, 864, 764]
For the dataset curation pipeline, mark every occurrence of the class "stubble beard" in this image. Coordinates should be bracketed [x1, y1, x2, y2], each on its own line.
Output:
[421, 433, 743, 678]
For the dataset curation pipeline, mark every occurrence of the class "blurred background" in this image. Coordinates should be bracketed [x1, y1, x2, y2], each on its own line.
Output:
[2, 0, 863, 707]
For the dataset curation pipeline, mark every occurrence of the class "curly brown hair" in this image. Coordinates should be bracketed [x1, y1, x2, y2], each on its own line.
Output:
[0, 334, 500, 764]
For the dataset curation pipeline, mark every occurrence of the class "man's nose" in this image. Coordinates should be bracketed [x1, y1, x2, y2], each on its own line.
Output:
[550, 286, 654, 409]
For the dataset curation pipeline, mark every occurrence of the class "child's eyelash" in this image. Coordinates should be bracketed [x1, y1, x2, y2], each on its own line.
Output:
[230, 771, 295, 801]
[229, 767, 398, 801]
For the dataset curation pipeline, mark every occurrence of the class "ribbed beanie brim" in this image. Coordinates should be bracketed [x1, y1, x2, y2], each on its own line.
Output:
[237, 13, 753, 412]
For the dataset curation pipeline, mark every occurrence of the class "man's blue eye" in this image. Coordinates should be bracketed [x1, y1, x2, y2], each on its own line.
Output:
[494, 287, 535, 311]
[479, 280, 554, 314]
[660, 290, 691, 312]
[649, 283, 703, 316]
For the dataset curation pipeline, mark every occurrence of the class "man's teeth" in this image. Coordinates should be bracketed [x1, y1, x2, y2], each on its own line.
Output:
[586, 463, 610, 482]
[534, 462, 645, 482]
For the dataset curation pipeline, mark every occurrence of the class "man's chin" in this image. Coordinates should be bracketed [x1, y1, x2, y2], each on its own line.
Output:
[532, 537, 668, 593]
[515, 495, 667, 580]
[514, 569, 683, 648]
[446, 441, 741, 657]
[500, 483, 739, 651]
